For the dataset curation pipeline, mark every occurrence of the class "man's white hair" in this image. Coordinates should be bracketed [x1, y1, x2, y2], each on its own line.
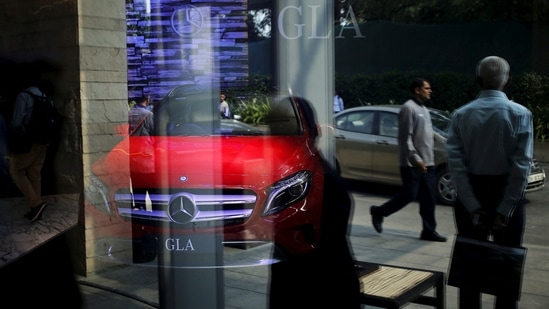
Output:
[476, 56, 510, 89]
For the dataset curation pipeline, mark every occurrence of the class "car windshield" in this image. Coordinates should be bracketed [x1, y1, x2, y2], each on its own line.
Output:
[153, 89, 303, 137]
[429, 109, 451, 137]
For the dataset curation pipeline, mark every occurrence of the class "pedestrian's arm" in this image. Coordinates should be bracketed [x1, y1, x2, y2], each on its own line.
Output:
[144, 113, 155, 135]
[497, 112, 533, 223]
[446, 114, 482, 214]
[399, 107, 422, 167]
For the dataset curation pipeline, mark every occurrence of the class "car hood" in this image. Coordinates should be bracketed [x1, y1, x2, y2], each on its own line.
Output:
[94, 135, 318, 188]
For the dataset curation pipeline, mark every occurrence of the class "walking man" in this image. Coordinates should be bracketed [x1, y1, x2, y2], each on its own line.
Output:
[446, 56, 532, 308]
[370, 78, 446, 242]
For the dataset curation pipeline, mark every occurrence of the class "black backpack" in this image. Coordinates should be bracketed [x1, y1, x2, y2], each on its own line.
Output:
[8, 90, 59, 152]
[24, 91, 58, 143]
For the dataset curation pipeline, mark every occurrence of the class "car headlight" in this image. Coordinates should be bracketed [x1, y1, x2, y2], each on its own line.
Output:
[85, 174, 112, 215]
[263, 171, 312, 216]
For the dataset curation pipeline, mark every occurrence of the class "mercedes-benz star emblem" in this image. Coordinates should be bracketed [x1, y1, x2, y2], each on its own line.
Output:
[171, 5, 203, 37]
[167, 193, 198, 224]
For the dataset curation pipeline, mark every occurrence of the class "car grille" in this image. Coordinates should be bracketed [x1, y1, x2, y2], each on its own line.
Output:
[531, 157, 542, 173]
[114, 188, 257, 228]
[526, 157, 545, 192]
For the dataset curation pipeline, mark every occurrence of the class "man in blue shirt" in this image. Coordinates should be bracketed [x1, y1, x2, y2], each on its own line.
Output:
[333, 90, 344, 113]
[446, 56, 533, 309]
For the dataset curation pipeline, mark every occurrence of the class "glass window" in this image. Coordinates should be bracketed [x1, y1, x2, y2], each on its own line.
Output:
[336, 111, 374, 134]
[379, 112, 398, 137]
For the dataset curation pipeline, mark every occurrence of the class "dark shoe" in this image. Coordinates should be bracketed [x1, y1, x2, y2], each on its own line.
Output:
[27, 202, 48, 222]
[370, 206, 383, 233]
[420, 230, 447, 242]
[23, 209, 33, 219]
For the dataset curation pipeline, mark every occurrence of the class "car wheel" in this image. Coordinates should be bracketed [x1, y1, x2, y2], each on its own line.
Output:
[435, 167, 457, 206]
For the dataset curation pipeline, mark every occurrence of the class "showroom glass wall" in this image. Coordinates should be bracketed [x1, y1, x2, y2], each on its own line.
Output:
[3, 1, 549, 307]
[86, 1, 337, 308]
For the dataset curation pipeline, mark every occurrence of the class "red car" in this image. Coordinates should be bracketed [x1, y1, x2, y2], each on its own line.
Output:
[86, 86, 327, 265]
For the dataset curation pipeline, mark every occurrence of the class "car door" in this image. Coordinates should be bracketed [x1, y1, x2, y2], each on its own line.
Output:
[334, 110, 375, 179]
[370, 110, 401, 183]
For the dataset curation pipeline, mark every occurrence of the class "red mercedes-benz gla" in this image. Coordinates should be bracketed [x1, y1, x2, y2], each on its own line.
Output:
[86, 86, 327, 265]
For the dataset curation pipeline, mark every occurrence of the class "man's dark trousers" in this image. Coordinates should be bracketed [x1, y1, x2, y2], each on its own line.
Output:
[453, 174, 525, 309]
[376, 166, 437, 233]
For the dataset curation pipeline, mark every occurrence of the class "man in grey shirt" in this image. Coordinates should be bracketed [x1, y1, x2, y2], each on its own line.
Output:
[370, 78, 447, 242]
[129, 95, 154, 136]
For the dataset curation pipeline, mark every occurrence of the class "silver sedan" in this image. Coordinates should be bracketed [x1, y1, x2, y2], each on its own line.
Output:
[334, 105, 545, 205]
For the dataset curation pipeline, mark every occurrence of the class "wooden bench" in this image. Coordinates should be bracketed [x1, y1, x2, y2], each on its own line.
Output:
[355, 261, 445, 309]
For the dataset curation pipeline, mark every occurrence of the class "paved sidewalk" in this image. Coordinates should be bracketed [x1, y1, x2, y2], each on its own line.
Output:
[77, 164, 549, 308]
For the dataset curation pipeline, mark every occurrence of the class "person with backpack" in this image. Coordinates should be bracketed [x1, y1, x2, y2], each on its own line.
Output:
[9, 73, 58, 222]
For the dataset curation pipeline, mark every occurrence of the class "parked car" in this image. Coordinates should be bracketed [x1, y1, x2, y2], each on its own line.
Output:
[86, 86, 329, 265]
[334, 105, 546, 205]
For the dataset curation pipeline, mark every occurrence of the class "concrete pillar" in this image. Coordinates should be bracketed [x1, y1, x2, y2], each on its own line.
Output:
[0, 0, 129, 274]
[274, 0, 335, 167]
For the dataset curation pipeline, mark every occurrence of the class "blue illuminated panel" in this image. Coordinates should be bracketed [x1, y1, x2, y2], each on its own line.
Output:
[126, 0, 250, 102]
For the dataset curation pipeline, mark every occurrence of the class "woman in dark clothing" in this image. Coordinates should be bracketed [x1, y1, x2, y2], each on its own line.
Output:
[268, 96, 361, 309]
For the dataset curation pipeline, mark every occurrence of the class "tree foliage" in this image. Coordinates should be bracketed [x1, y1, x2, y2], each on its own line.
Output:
[336, 0, 549, 24]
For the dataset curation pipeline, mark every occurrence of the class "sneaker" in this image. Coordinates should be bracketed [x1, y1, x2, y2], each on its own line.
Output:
[370, 206, 383, 233]
[27, 202, 48, 222]
[420, 230, 447, 242]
